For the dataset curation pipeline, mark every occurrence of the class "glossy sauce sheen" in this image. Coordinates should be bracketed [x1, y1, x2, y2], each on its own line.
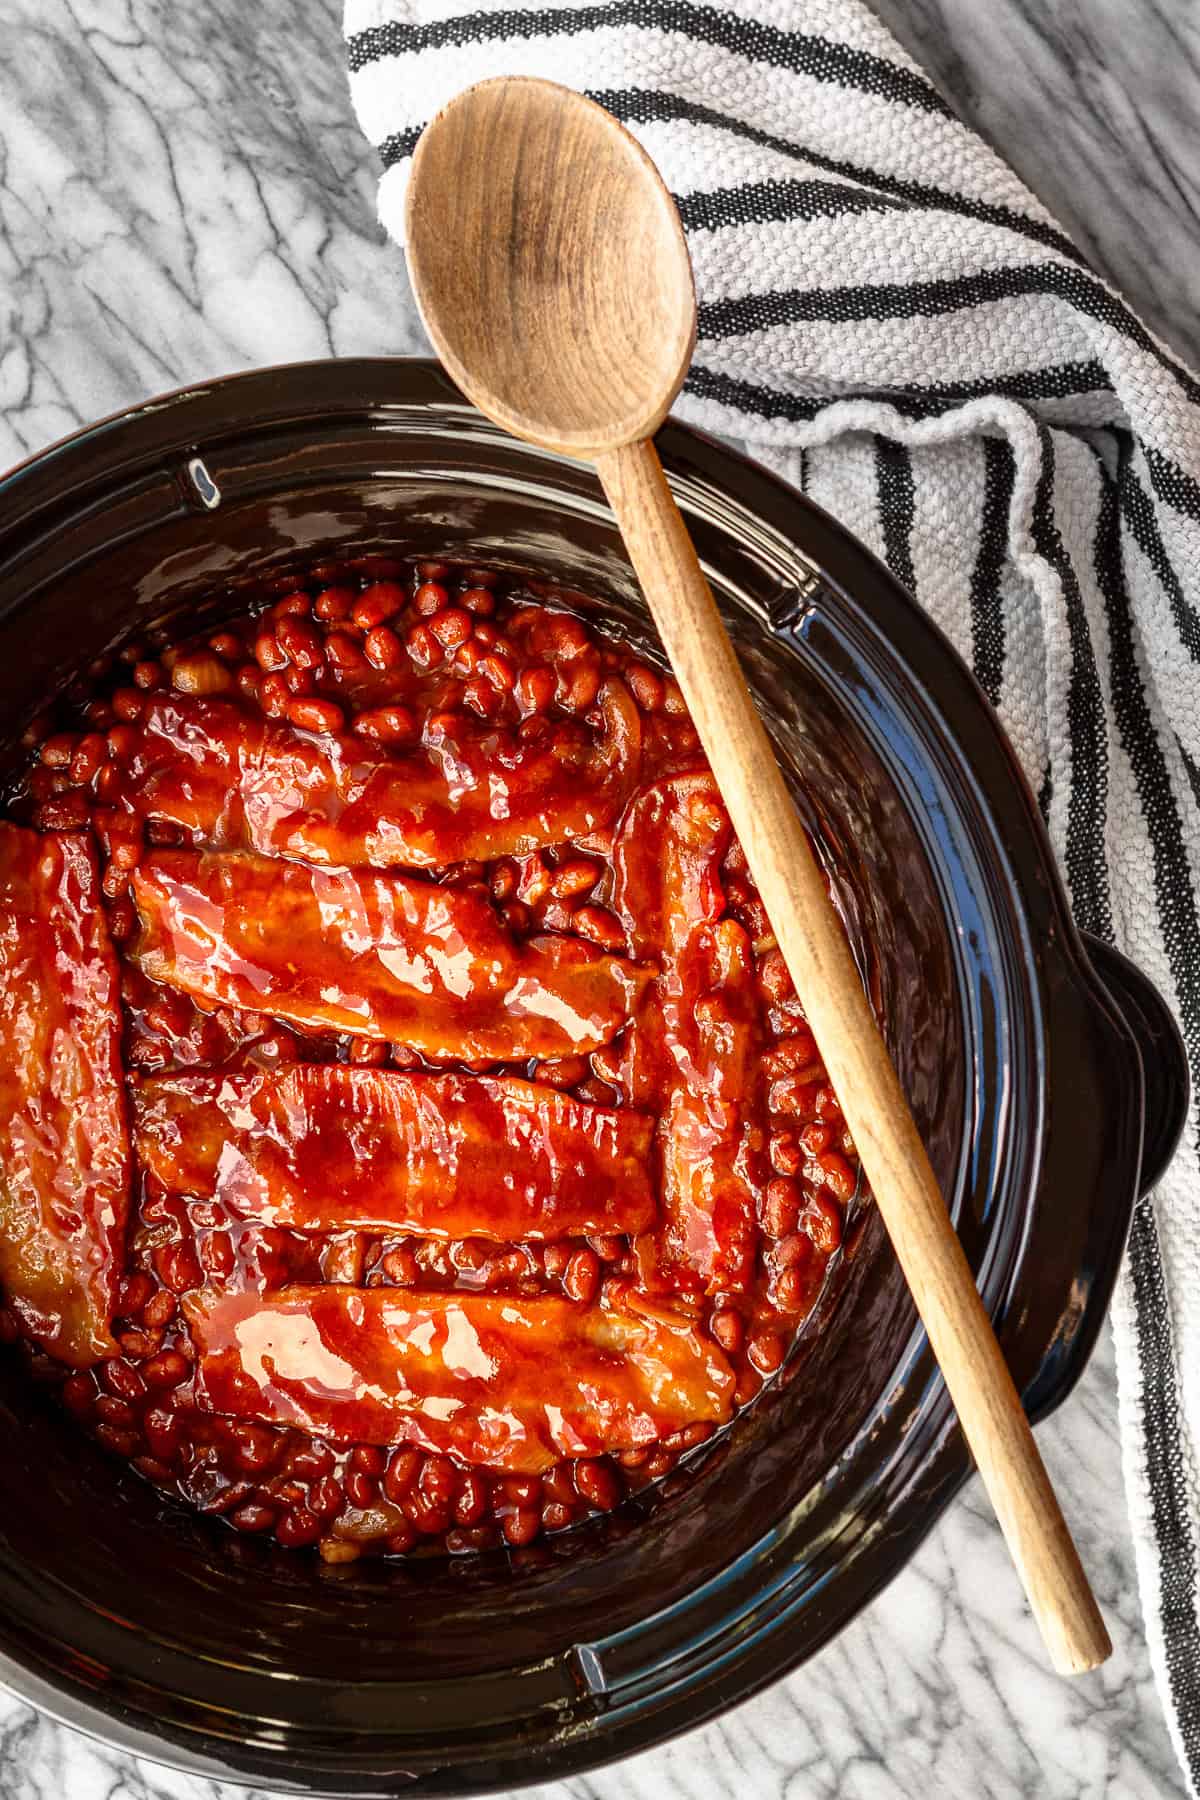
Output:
[134, 1065, 655, 1239]
[185, 1285, 735, 1472]
[3, 566, 864, 1562]
[128, 685, 641, 869]
[132, 849, 653, 1061]
[0, 825, 129, 1365]
[615, 775, 761, 1292]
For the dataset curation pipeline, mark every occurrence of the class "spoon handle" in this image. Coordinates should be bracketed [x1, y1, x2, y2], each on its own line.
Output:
[595, 435, 1111, 1677]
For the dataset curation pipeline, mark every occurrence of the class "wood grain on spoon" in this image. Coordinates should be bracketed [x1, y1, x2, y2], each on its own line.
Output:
[405, 73, 1110, 1675]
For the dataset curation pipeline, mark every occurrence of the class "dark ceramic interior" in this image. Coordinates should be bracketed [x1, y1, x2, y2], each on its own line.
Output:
[0, 360, 1186, 1796]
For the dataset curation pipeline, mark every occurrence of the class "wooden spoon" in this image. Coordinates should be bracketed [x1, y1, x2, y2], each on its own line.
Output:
[405, 74, 1110, 1675]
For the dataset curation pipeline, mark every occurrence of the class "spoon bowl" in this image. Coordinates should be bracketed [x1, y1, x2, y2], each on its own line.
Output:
[405, 76, 696, 456]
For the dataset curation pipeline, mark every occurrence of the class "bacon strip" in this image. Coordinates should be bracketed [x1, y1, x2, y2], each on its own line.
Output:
[134, 1064, 655, 1240]
[185, 1285, 734, 1472]
[131, 849, 652, 1062]
[0, 825, 129, 1366]
[127, 684, 640, 869]
[614, 776, 761, 1293]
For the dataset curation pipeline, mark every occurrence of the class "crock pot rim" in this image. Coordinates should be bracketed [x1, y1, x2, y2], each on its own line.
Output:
[0, 357, 1161, 1797]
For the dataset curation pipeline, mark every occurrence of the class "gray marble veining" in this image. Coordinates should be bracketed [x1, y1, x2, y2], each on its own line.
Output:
[1, 2, 1198, 1796]
[868, 0, 1200, 380]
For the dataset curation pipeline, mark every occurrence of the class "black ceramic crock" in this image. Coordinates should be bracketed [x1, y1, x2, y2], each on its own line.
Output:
[0, 359, 1187, 1795]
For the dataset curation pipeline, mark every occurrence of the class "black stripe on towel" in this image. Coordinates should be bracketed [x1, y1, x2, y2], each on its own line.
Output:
[874, 437, 917, 595]
[1182, 743, 1200, 813]
[682, 359, 1113, 425]
[1119, 457, 1200, 664]
[1127, 1204, 1200, 1791]
[378, 124, 421, 165]
[969, 436, 1013, 707]
[592, 89, 1086, 263]
[1144, 445, 1200, 522]
[348, 2, 953, 117]
[677, 178, 904, 233]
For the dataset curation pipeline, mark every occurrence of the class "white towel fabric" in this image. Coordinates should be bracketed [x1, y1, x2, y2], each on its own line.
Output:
[343, 1, 1200, 1782]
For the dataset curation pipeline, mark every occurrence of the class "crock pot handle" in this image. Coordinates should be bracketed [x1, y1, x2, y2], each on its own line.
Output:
[1020, 935, 1188, 1427]
[1079, 934, 1190, 1196]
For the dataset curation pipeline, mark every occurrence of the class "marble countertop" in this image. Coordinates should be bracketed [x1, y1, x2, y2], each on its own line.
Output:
[1, 3, 1197, 1797]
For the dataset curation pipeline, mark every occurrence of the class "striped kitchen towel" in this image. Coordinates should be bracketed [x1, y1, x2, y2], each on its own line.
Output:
[343, 0, 1200, 1782]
